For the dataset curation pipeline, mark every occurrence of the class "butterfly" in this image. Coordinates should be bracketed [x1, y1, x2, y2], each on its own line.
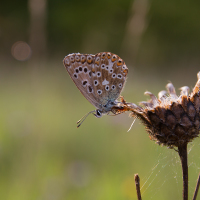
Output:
[63, 52, 128, 127]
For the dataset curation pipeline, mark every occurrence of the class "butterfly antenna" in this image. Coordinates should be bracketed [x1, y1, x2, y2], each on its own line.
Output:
[127, 117, 136, 132]
[77, 110, 96, 128]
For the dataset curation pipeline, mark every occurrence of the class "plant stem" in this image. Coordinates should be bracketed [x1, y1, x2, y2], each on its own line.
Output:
[178, 143, 188, 200]
[134, 174, 142, 200]
[192, 172, 200, 200]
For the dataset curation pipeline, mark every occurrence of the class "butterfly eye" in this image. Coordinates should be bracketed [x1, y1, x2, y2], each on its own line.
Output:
[95, 109, 102, 118]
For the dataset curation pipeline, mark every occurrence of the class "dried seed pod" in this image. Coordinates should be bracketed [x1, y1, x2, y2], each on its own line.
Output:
[134, 72, 200, 147]
[112, 72, 200, 148]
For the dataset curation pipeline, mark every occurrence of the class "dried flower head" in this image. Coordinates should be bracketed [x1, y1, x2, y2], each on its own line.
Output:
[113, 72, 200, 148]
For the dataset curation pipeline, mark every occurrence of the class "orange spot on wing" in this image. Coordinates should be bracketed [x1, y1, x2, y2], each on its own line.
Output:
[117, 60, 123, 66]
[87, 59, 92, 64]
[123, 69, 128, 75]
[95, 60, 99, 65]
[107, 53, 111, 59]
[81, 57, 86, 63]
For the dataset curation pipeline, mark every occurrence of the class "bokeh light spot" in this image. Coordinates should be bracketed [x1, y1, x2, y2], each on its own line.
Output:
[11, 41, 32, 61]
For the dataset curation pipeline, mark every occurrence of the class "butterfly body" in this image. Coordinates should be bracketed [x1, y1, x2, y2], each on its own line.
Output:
[63, 52, 128, 120]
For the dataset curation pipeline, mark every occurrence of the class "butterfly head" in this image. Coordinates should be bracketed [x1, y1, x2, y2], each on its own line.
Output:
[94, 109, 102, 118]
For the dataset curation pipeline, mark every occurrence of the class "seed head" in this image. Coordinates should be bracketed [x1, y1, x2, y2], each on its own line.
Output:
[113, 72, 200, 148]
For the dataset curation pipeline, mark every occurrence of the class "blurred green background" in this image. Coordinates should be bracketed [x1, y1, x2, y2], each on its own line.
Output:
[1, 0, 200, 199]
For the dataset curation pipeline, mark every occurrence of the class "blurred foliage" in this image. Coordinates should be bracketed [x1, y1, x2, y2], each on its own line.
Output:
[1, 65, 200, 200]
[47, 0, 132, 54]
[141, 0, 200, 66]
[1, 0, 200, 199]
[1, 0, 200, 69]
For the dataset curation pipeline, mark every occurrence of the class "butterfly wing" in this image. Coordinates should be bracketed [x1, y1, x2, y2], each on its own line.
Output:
[63, 53, 101, 108]
[92, 52, 128, 107]
[63, 52, 128, 110]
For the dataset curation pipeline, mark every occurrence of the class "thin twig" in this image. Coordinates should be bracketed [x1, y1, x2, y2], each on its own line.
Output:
[134, 174, 142, 200]
[192, 172, 200, 200]
[178, 143, 188, 200]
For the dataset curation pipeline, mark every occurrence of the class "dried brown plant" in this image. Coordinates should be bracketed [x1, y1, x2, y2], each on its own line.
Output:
[112, 72, 200, 200]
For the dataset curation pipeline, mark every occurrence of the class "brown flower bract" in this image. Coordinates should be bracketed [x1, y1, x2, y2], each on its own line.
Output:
[112, 72, 200, 148]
